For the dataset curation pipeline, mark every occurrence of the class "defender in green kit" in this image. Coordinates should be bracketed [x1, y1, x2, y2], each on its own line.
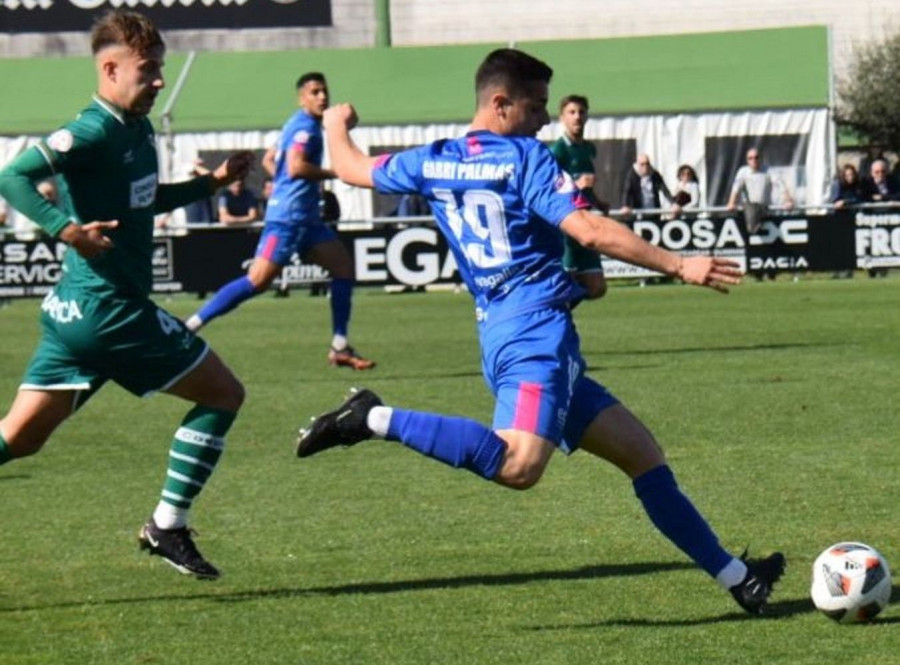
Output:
[550, 94, 608, 300]
[0, 9, 253, 580]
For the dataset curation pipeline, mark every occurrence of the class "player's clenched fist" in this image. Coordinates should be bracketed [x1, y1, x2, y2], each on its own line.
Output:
[324, 104, 359, 131]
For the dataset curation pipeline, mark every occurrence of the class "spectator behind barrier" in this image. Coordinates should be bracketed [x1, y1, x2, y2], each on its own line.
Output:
[182, 159, 216, 225]
[217, 177, 259, 225]
[674, 164, 701, 211]
[828, 164, 865, 209]
[860, 159, 898, 278]
[14, 178, 58, 239]
[727, 147, 794, 234]
[860, 159, 900, 203]
[258, 177, 274, 219]
[620, 154, 681, 219]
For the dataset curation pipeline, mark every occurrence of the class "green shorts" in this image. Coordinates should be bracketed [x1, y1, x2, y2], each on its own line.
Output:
[562, 235, 605, 275]
[21, 287, 208, 400]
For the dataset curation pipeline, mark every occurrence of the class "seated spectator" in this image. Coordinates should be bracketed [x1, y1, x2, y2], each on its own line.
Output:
[395, 193, 431, 218]
[258, 177, 274, 219]
[183, 159, 216, 225]
[828, 164, 865, 209]
[621, 154, 681, 218]
[217, 177, 259, 225]
[860, 159, 900, 203]
[0, 194, 8, 228]
[320, 186, 342, 223]
[674, 164, 701, 210]
[860, 159, 898, 278]
[13, 178, 58, 239]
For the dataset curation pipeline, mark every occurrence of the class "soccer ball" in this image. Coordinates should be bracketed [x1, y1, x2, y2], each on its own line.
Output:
[810, 542, 892, 623]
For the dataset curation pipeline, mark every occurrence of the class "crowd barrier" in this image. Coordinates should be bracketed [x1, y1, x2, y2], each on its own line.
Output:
[0, 205, 897, 298]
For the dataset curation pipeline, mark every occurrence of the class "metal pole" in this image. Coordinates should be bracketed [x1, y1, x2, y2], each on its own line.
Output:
[158, 51, 197, 182]
[375, 0, 391, 48]
[826, 26, 837, 186]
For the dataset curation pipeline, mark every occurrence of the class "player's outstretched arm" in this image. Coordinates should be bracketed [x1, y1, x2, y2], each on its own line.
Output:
[323, 104, 379, 189]
[560, 209, 742, 293]
[156, 151, 255, 214]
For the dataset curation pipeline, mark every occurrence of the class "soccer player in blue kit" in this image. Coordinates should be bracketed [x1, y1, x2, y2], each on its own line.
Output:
[186, 72, 375, 370]
[296, 49, 785, 613]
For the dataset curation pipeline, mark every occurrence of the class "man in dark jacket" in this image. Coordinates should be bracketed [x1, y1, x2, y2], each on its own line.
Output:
[621, 154, 681, 218]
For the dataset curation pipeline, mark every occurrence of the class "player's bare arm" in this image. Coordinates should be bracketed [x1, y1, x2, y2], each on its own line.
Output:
[322, 104, 379, 188]
[286, 145, 336, 181]
[560, 209, 742, 293]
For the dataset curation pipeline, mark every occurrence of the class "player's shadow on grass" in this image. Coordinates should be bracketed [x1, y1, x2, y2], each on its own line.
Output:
[312, 369, 486, 385]
[0, 474, 30, 482]
[0, 560, 695, 613]
[525, 584, 900, 628]
[584, 341, 843, 359]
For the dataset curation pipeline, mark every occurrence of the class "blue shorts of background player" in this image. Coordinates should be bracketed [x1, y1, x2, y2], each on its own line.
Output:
[255, 220, 337, 265]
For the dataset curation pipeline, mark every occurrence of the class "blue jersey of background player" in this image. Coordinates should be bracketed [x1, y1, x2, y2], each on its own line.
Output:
[186, 72, 376, 371]
[297, 48, 784, 615]
[265, 108, 323, 225]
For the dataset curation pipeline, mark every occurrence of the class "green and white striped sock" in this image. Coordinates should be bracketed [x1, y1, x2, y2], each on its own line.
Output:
[152, 406, 236, 529]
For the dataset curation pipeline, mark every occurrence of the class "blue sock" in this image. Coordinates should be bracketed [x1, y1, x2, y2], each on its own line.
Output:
[633, 465, 733, 578]
[330, 278, 353, 338]
[196, 276, 258, 325]
[0, 431, 11, 465]
[386, 409, 505, 480]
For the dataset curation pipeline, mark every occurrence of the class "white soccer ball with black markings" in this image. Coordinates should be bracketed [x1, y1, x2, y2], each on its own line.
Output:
[810, 542, 892, 623]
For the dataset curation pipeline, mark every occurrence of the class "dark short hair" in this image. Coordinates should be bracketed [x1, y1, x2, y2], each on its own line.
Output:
[475, 49, 553, 103]
[559, 95, 589, 113]
[297, 72, 327, 90]
[91, 10, 164, 55]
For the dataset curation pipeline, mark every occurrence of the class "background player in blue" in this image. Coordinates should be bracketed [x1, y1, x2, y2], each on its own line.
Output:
[186, 73, 375, 370]
[296, 48, 786, 614]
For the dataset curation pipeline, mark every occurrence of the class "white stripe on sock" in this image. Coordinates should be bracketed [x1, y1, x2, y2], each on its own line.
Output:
[169, 450, 215, 472]
[166, 469, 204, 487]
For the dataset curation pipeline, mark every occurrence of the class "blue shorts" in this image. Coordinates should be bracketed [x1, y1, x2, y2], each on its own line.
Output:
[481, 306, 618, 453]
[255, 220, 338, 266]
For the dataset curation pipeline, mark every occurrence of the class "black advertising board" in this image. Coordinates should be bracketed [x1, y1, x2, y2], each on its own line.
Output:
[0, 212, 875, 298]
[1, 0, 332, 33]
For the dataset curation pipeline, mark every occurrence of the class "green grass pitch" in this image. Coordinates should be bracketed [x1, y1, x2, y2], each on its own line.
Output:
[0, 276, 897, 664]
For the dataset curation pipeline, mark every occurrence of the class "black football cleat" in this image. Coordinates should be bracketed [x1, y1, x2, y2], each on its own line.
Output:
[729, 550, 786, 614]
[296, 388, 383, 458]
[138, 518, 220, 580]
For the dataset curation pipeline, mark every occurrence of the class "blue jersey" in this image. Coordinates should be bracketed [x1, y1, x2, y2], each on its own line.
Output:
[372, 131, 589, 323]
[265, 109, 322, 225]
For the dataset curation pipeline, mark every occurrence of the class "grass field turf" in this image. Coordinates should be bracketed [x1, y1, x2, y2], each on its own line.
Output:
[0, 277, 897, 664]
